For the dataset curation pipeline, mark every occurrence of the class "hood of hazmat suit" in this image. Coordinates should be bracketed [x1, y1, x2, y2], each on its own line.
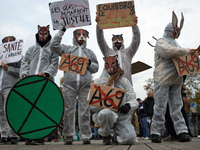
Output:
[50, 30, 99, 91]
[154, 23, 190, 85]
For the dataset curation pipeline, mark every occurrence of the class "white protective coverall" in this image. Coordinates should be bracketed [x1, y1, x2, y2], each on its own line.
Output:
[151, 23, 190, 136]
[0, 62, 20, 138]
[96, 25, 140, 85]
[50, 30, 99, 140]
[90, 72, 138, 145]
[20, 37, 59, 81]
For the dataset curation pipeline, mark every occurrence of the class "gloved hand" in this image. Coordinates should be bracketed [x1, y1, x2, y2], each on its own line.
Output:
[118, 103, 131, 114]
[62, 26, 66, 32]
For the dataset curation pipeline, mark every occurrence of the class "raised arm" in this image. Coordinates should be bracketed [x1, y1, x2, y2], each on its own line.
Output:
[50, 28, 68, 56]
[96, 15, 111, 57]
[126, 17, 141, 58]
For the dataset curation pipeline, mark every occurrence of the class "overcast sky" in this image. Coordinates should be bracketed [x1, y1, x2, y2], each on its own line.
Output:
[1, 0, 200, 100]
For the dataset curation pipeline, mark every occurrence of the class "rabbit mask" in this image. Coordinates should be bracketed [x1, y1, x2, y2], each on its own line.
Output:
[172, 11, 184, 39]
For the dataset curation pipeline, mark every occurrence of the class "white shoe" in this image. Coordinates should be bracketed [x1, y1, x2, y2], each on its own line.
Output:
[140, 137, 144, 140]
[144, 137, 150, 140]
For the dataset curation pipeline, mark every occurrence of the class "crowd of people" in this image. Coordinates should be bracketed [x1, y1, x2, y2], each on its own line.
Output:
[0, 9, 199, 147]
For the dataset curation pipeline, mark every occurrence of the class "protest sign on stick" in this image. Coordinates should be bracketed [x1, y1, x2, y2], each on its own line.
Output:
[87, 83, 126, 111]
[97, 1, 136, 29]
[59, 54, 89, 75]
[49, 0, 91, 30]
[173, 55, 200, 76]
[0, 40, 23, 65]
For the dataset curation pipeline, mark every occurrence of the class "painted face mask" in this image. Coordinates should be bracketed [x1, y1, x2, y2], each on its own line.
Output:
[2, 36, 15, 43]
[112, 34, 123, 49]
[104, 55, 118, 75]
[73, 29, 89, 45]
[38, 25, 50, 41]
[172, 11, 184, 39]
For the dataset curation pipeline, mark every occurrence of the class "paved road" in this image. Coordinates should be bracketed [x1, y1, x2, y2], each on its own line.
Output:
[0, 138, 200, 150]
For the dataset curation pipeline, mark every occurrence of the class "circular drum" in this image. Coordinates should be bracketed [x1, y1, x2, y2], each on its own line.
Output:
[6, 75, 64, 140]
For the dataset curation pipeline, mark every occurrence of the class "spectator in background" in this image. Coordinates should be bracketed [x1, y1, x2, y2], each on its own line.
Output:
[137, 98, 150, 140]
[0, 36, 21, 145]
[94, 123, 100, 140]
[190, 102, 198, 137]
[143, 91, 154, 125]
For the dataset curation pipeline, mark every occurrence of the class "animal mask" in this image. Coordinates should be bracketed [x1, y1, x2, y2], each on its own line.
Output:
[172, 11, 184, 39]
[73, 29, 89, 45]
[103, 55, 118, 75]
[38, 25, 50, 41]
[112, 34, 123, 50]
[2, 36, 16, 43]
[112, 34, 123, 44]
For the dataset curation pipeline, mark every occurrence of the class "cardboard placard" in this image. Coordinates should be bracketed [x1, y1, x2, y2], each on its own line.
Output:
[49, 0, 91, 30]
[87, 83, 126, 111]
[0, 40, 23, 65]
[173, 55, 200, 76]
[131, 61, 152, 75]
[59, 54, 89, 75]
[97, 1, 136, 29]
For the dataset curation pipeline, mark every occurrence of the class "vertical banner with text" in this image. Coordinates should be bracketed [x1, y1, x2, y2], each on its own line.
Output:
[0, 40, 23, 64]
[97, 1, 136, 29]
[49, 0, 91, 30]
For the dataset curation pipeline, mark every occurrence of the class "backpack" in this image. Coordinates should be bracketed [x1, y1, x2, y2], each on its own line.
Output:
[190, 103, 197, 116]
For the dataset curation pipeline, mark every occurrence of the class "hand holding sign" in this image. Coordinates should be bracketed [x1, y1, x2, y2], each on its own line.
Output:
[1, 61, 9, 71]
[190, 46, 200, 56]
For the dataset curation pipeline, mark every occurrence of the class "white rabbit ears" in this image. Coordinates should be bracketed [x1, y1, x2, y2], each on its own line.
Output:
[172, 11, 184, 31]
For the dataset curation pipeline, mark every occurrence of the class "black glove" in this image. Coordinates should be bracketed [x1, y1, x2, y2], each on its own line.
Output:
[44, 73, 50, 78]
[62, 27, 66, 32]
[88, 59, 91, 66]
[118, 103, 131, 114]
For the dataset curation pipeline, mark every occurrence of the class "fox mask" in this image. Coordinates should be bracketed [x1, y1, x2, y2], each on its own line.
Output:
[104, 55, 118, 74]
[38, 25, 50, 41]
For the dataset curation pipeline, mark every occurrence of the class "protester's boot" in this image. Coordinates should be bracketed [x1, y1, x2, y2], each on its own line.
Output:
[178, 133, 191, 142]
[83, 139, 91, 144]
[103, 136, 111, 145]
[64, 136, 73, 145]
[151, 134, 162, 143]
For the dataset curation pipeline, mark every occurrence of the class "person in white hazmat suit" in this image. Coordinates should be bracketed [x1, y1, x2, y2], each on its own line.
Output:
[20, 25, 59, 145]
[151, 11, 199, 143]
[0, 36, 20, 145]
[90, 55, 138, 145]
[95, 15, 140, 85]
[50, 27, 99, 145]
[20, 25, 59, 81]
